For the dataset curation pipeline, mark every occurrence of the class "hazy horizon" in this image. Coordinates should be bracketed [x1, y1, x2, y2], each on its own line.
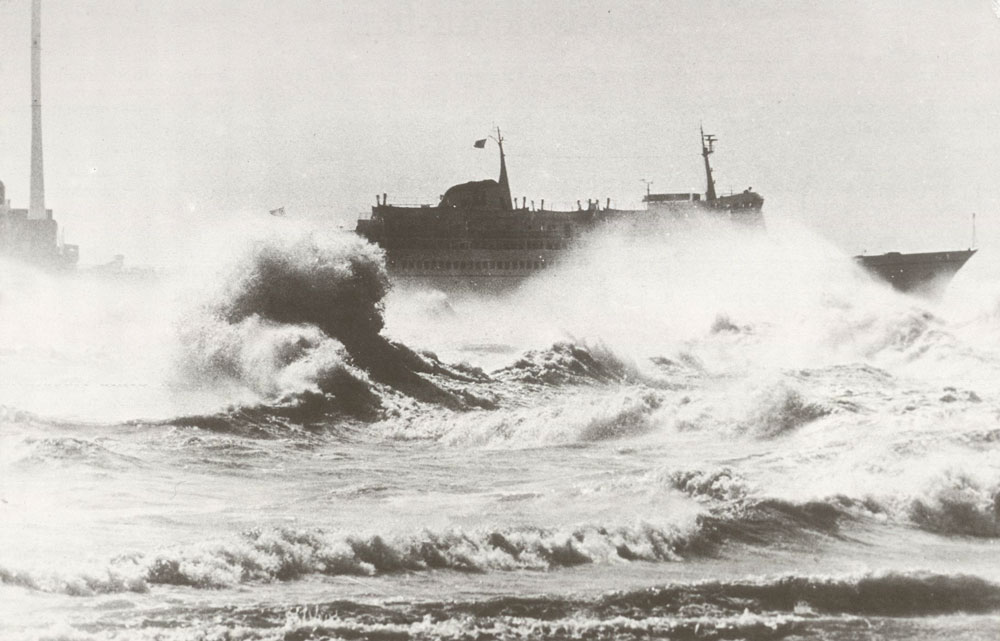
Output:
[0, 0, 998, 264]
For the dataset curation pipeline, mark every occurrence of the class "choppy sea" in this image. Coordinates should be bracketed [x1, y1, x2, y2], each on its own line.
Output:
[2, 218, 1000, 640]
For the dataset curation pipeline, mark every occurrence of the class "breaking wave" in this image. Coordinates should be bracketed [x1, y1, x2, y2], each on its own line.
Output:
[494, 341, 647, 386]
[909, 472, 1000, 537]
[736, 383, 832, 438]
[0, 523, 693, 595]
[0, 495, 869, 597]
[11, 572, 1000, 641]
[177, 233, 493, 420]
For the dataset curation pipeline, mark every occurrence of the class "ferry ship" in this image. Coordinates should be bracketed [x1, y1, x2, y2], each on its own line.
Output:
[355, 127, 977, 295]
[355, 128, 763, 292]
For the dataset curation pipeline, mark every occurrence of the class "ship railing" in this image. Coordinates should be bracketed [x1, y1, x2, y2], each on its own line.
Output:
[530, 200, 608, 212]
[375, 199, 438, 207]
[374, 199, 629, 212]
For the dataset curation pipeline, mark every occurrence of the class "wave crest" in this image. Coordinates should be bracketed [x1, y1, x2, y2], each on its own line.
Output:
[177, 233, 491, 417]
[217, 234, 388, 351]
[0, 523, 693, 594]
[737, 384, 830, 438]
[909, 472, 1000, 537]
[495, 341, 645, 386]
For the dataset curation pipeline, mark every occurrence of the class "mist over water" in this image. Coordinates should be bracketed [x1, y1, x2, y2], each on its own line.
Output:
[385, 211, 994, 380]
[2, 208, 1000, 640]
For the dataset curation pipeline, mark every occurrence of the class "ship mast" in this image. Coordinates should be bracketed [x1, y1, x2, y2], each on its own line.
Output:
[28, 0, 46, 220]
[493, 127, 513, 211]
[700, 126, 717, 203]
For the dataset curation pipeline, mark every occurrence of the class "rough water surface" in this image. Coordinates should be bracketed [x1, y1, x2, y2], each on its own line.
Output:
[2, 224, 1000, 640]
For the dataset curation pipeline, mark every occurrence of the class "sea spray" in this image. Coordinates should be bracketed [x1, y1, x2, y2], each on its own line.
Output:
[0, 257, 199, 421]
[179, 232, 494, 417]
[4, 210, 1000, 641]
[383, 214, 922, 381]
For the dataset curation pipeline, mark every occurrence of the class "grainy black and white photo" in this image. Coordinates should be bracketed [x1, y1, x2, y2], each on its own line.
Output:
[2, 1, 1000, 639]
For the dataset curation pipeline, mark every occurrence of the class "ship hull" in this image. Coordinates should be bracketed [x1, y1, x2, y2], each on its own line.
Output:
[854, 249, 976, 294]
[382, 246, 978, 296]
[364, 202, 763, 293]
[385, 247, 557, 294]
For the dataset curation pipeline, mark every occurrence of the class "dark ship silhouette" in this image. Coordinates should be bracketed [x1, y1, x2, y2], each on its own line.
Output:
[356, 128, 763, 292]
[356, 127, 976, 295]
[855, 250, 976, 293]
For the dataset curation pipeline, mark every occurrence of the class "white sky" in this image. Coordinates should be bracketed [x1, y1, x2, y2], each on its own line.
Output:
[0, 0, 998, 262]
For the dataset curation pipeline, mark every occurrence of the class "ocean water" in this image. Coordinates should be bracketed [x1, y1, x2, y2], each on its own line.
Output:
[2, 219, 1000, 640]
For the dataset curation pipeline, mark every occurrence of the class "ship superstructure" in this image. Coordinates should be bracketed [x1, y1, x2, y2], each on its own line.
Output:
[355, 128, 763, 290]
[641, 127, 763, 218]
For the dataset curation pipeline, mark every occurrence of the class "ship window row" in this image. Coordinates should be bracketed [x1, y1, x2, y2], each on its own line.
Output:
[388, 239, 570, 250]
[469, 240, 569, 250]
[395, 260, 549, 271]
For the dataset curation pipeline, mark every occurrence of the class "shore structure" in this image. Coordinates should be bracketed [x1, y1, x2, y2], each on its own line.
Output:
[0, 0, 79, 269]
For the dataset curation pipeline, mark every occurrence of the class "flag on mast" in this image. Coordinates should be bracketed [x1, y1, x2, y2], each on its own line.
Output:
[473, 138, 487, 148]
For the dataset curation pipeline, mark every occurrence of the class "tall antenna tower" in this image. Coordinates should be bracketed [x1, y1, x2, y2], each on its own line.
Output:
[28, 0, 46, 220]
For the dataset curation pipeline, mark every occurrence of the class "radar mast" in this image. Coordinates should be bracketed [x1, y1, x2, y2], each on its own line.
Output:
[701, 126, 717, 202]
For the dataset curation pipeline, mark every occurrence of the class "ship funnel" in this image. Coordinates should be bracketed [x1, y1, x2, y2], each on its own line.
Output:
[28, 0, 46, 220]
